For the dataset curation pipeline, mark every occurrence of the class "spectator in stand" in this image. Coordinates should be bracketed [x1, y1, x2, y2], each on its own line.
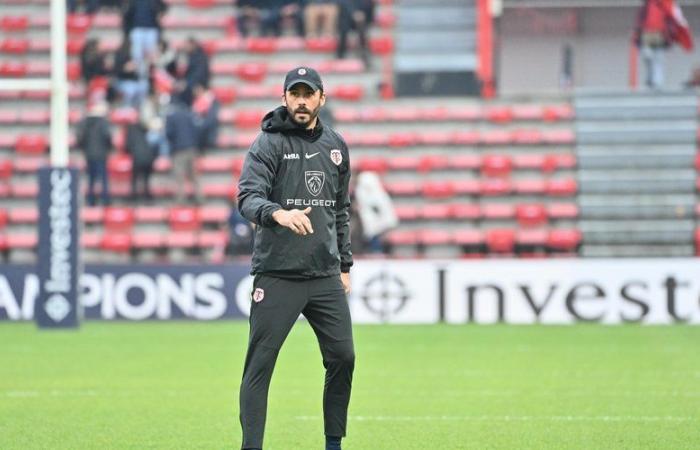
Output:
[156, 39, 178, 79]
[123, 0, 167, 78]
[336, 0, 374, 67]
[192, 83, 220, 153]
[141, 91, 170, 157]
[165, 95, 199, 203]
[80, 38, 109, 86]
[180, 37, 211, 105]
[236, 0, 302, 37]
[77, 101, 113, 206]
[113, 40, 148, 108]
[304, 0, 339, 39]
[125, 122, 157, 201]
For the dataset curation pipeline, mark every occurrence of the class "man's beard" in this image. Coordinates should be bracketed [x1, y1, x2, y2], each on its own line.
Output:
[287, 104, 321, 128]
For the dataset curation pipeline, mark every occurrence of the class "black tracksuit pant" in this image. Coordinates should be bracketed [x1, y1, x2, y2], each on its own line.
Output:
[239, 274, 355, 450]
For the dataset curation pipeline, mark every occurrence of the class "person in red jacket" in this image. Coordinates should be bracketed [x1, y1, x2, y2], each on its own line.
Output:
[634, 0, 694, 88]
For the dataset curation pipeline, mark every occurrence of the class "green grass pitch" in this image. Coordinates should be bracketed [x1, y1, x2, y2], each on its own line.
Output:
[1, 322, 699, 449]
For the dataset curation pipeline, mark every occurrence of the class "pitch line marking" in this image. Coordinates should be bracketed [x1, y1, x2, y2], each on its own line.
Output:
[295, 415, 696, 423]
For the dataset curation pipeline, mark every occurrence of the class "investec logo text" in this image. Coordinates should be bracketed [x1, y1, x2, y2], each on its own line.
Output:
[0, 273, 228, 320]
[45, 170, 73, 322]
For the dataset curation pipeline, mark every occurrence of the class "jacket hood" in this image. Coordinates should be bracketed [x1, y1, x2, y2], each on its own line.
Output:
[261, 106, 323, 142]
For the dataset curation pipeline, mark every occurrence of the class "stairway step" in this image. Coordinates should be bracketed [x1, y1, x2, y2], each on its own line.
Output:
[577, 151, 695, 169]
[581, 245, 695, 257]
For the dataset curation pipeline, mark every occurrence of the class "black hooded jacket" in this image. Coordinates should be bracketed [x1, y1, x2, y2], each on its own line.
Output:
[237, 106, 353, 279]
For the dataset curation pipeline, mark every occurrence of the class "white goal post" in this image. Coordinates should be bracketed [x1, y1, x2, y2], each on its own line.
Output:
[0, 0, 69, 167]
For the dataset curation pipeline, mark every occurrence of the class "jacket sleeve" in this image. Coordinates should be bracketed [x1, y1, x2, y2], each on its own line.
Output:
[237, 134, 282, 227]
[336, 145, 353, 273]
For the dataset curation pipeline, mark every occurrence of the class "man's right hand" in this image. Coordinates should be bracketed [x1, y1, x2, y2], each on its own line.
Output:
[272, 207, 314, 235]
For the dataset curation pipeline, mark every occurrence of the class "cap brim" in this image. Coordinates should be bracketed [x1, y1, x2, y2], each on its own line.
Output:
[285, 79, 321, 92]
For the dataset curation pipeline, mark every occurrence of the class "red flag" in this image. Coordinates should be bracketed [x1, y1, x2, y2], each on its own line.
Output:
[664, 0, 694, 51]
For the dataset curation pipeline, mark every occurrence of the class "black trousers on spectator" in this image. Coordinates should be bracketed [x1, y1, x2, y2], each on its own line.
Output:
[131, 165, 152, 200]
[239, 274, 355, 450]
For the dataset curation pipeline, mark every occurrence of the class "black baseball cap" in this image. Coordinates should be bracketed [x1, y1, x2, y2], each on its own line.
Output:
[283, 66, 324, 93]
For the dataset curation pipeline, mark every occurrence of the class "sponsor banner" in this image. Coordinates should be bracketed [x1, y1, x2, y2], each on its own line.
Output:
[444, 259, 700, 324]
[347, 261, 440, 324]
[36, 167, 80, 328]
[1, 264, 250, 321]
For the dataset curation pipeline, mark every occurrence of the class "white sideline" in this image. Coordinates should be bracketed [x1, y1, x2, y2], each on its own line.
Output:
[295, 415, 697, 422]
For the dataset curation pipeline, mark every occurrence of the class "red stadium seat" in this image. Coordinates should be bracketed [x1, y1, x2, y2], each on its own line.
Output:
[199, 205, 229, 224]
[547, 203, 579, 220]
[66, 14, 92, 34]
[394, 205, 420, 221]
[419, 131, 452, 146]
[196, 156, 234, 173]
[236, 62, 268, 83]
[1, 38, 29, 54]
[131, 232, 164, 250]
[547, 229, 582, 252]
[81, 232, 102, 249]
[452, 131, 480, 145]
[384, 180, 420, 196]
[482, 203, 515, 220]
[332, 85, 364, 101]
[8, 207, 38, 224]
[375, 10, 396, 28]
[110, 108, 139, 125]
[418, 155, 450, 173]
[0, 62, 27, 77]
[481, 154, 513, 177]
[133, 206, 167, 223]
[511, 129, 543, 145]
[0, 209, 8, 229]
[515, 204, 548, 227]
[484, 106, 513, 123]
[188, 0, 215, 7]
[235, 110, 266, 129]
[386, 156, 419, 171]
[388, 132, 417, 148]
[101, 233, 131, 253]
[513, 179, 546, 195]
[103, 207, 135, 231]
[542, 129, 575, 145]
[0, 159, 13, 180]
[232, 158, 245, 175]
[306, 37, 337, 52]
[6, 233, 37, 250]
[513, 154, 544, 170]
[15, 134, 47, 154]
[516, 229, 548, 247]
[480, 178, 512, 196]
[546, 178, 577, 196]
[418, 229, 451, 246]
[212, 86, 237, 104]
[486, 229, 515, 253]
[0, 110, 18, 124]
[67, 37, 86, 56]
[385, 230, 418, 246]
[201, 182, 237, 199]
[480, 130, 511, 145]
[82, 206, 104, 224]
[453, 229, 484, 246]
[107, 154, 132, 181]
[169, 206, 201, 231]
[1, 16, 29, 32]
[356, 157, 388, 173]
[542, 153, 577, 172]
[450, 154, 481, 170]
[421, 204, 452, 220]
[453, 179, 481, 195]
[450, 203, 481, 220]
[67, 61, 81, 81]
[166, 231, 198, 248]
[423, 181, 455, 199]
[246, 37, 278, 53]
[19, 110, 50, 124]
[369, 36, 394, 55]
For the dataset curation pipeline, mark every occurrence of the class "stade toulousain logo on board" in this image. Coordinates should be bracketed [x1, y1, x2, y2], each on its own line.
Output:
[330, 149, 342, 166]
[253, 288, 265, 303]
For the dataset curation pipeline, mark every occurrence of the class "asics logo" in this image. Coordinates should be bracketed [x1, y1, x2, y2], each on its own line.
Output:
[305, 152, 320, 159]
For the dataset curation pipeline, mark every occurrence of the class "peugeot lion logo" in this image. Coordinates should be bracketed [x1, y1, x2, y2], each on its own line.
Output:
[305, 171, 325, 196]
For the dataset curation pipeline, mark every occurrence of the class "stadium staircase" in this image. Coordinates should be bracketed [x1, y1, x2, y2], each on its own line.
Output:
[574, 90, 698, 257]
[393, 0, 479, 96]
[0, 0, 580, 263]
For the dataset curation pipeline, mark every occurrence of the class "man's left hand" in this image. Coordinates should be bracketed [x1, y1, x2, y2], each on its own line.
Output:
[340, 272, 351, 295]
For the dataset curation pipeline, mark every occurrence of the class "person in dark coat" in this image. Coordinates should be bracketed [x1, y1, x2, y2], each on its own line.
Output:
[80, 38, 108, 84]
[125, 122, 157, 201]
[336, 0, 374, 66]
[77, 102, 113, 206]
[165, 96, 199, 203]
[122, 0, 167, 78]
[113, 39, 148, 108]
[192, 83, 220, 152]
[180, 37, 210, 105]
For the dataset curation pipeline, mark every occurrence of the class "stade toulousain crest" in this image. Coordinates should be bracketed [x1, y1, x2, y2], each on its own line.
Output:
[330, 149, 342, 166]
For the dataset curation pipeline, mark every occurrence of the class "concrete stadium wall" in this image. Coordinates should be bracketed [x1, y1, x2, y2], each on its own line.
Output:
[498, 6, 700, 94]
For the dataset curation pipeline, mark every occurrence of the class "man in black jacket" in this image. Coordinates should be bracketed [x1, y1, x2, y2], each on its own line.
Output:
[237, 67, 354, 450]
